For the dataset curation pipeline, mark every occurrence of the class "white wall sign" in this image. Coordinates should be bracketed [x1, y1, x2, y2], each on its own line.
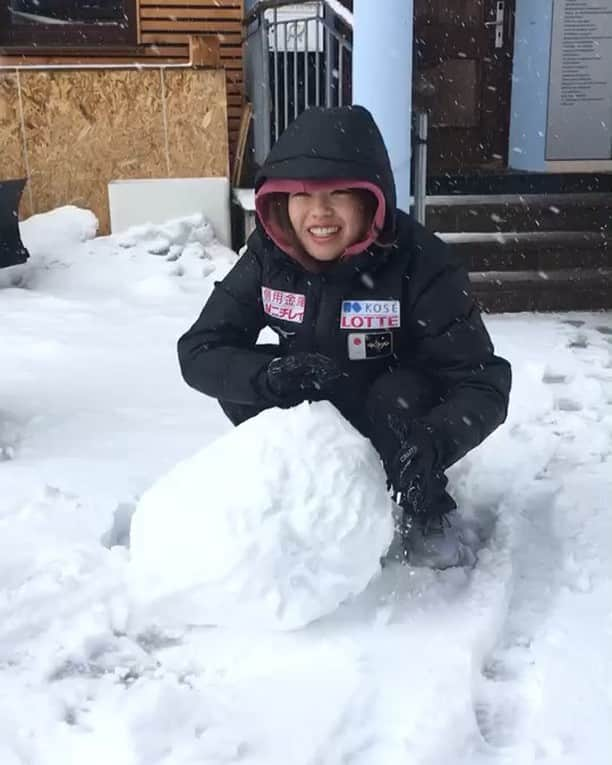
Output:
[546, 0, 612, 160]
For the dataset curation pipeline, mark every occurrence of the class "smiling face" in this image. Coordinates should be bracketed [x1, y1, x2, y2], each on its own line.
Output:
[287, 189, 372, 261]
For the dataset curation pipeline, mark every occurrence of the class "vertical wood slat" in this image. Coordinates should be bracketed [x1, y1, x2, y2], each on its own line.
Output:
[136, 0, 243, 156]
[15, 71, 34, 214]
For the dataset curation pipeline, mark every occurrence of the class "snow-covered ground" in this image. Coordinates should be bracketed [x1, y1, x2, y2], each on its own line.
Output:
[1, 207, 611, 764]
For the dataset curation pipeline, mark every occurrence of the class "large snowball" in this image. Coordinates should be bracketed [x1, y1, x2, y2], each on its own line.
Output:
[128, 401, 394, 630]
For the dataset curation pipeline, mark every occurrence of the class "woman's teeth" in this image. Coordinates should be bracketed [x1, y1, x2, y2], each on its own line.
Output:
[309, 226, 339, 237]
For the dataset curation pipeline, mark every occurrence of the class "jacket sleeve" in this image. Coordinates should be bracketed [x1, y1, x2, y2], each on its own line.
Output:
[403, 223, 512, 470]
[177, 238, 279, 406]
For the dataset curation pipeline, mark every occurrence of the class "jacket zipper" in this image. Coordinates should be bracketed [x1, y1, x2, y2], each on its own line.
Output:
[308, 274, 325, 352]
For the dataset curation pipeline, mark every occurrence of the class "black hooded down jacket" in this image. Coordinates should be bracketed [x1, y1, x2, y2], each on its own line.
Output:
[178, 106, 511, 470]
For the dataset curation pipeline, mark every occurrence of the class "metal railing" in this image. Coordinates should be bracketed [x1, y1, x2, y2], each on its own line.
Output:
[244, 0, 429, 225]
[245, 0, 353, 163]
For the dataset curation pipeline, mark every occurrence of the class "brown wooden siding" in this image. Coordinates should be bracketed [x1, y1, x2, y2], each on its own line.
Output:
[0, 0, 244, 158]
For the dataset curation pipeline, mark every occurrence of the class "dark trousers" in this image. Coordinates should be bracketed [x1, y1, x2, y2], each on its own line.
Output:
[218, 365, 456, 517]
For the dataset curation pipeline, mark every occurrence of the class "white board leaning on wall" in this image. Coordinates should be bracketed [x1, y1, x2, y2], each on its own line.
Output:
[108, 177, 232, 247]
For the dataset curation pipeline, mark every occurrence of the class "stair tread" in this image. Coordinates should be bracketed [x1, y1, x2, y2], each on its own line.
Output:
[427, 192, 612, 208]
[470, 268, 612, 283]
[442, 230, 609, 243]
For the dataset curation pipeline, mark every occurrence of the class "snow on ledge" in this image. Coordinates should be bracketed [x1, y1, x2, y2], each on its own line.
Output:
[324, 0, 354, 27]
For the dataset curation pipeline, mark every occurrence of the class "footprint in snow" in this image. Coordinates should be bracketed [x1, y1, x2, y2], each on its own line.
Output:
[473, 658, 539, 749]
[541, 371, 567, 384]
[472, 488, 559, 753]
[567, 334, 589, 349]
[555, 397, 582, 412]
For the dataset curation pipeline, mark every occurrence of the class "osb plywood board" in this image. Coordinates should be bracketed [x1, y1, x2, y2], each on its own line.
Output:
[0, 71, 31, 216]
[164, 68, 228, 178]
[19, 69, 167, 233]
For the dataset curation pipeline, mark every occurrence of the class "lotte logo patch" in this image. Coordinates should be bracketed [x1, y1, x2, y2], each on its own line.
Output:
[340, 300, 400, 330]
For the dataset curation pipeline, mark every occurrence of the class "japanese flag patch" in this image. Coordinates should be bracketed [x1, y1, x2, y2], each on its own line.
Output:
[348, 332, 393, 360]
[261, 286, 306, 323]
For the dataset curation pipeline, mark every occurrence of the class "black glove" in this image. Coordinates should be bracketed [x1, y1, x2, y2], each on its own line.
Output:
[265, 352, 343, 403]
[387, 414, 439, 516]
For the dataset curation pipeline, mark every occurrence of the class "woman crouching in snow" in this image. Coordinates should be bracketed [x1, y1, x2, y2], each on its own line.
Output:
[178, 105, 511, 569]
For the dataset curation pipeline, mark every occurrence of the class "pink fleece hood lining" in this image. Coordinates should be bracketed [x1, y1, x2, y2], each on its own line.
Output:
[255, 178, 386, 260]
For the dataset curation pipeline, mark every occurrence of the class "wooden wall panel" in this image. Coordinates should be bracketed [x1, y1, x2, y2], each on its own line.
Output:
[0, 68, 228, 233]
[20, 70, 166, 235]
[0, 71, 28, 188]
[0, 72, 32, 216]
[164, 68, 229, 177]
[0, 1, 244, 156]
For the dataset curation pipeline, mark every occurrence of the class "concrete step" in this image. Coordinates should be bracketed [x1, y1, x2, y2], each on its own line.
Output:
[427, 171, 612, 196]
[470, 268, 612, 313]
[428, 193, 612, 234]
[431, 192, 612, 311]
[441, 230, 612, 272]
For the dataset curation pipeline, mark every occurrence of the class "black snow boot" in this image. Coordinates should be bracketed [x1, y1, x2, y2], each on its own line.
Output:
[397, 482, 475, 569]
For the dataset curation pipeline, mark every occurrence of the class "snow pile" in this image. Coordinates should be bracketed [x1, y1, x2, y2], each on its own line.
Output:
[115, 213, 237, 283]
[129, 401, 394, 630]
[3, 201, 612, 761]
[22, 205, 99, 250]
[0, 205, 98, 288]
[3, 205, 237, 297]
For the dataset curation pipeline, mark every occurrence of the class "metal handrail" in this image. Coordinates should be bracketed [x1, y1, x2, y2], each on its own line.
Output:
[245, 0, 353, 162]
[243, 1, 428, 226]
[245, 0, 353, 29]
[246, 7, 348, 44]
